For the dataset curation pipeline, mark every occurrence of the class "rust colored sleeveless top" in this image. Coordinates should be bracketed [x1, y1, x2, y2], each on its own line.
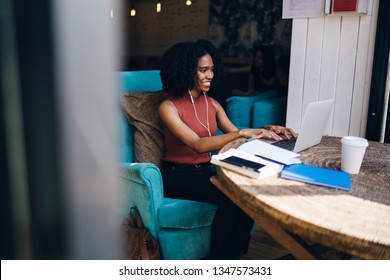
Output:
[162, 93, 217, 165]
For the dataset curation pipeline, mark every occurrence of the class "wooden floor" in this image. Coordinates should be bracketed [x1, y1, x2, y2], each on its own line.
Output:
[240, 225, 351, 260]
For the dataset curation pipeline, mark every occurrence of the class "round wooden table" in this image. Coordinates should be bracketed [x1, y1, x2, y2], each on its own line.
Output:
[210, 136, 390, 259]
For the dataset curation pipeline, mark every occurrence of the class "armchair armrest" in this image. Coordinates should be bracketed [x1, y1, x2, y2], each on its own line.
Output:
[118, 162, 163, 187]
[117, 162, 164, 237]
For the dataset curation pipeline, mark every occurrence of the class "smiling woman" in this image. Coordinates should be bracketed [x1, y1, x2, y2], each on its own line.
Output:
[157, 39, 296, 259]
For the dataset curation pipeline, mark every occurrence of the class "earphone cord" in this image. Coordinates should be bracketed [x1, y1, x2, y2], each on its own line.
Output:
[188, 91, 211, 137]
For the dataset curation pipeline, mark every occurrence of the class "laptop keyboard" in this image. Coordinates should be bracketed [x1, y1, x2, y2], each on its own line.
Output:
[271, 137, 297, 151]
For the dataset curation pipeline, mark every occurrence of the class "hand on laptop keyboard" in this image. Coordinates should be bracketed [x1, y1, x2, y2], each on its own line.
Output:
[271, 136, 298, 151]
[262, 125, 298, 140]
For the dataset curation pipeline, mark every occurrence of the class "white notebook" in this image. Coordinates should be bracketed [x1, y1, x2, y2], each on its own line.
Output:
[237, 139, 301, 165]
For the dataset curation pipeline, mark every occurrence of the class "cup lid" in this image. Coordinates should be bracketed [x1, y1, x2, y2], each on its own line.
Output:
[341, 136, 368, 147]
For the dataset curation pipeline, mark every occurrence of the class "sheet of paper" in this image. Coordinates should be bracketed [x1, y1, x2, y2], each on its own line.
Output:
[237, 139, 301, 165]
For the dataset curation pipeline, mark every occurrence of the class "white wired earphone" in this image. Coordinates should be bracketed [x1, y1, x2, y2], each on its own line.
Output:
[188, 90, 211, 137]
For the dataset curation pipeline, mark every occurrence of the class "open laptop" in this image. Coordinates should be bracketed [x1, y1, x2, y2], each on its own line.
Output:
[271, 99, 334, 153]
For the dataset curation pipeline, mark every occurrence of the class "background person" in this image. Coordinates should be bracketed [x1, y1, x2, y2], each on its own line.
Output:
[275, 54, 290, 96]
[226, 45, 278, 96]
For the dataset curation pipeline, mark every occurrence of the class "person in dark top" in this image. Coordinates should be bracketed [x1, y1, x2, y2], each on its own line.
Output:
[276, 54, 290, 96]
[226, 45, 278, 96]
[250, 45, 278, 92]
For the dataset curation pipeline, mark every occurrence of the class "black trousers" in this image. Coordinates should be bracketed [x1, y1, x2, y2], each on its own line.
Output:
[161, 161, 254, 260]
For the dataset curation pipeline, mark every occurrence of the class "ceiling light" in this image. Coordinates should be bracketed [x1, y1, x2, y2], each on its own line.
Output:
[130, 4, 136, 16]
[157, 1, 162, 13]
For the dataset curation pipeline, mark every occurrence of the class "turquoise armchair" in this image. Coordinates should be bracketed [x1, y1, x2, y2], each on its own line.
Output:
[116, 70, 218, 260]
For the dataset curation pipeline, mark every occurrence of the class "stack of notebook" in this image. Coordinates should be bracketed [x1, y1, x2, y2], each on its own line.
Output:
[210, 148, 283, 180]
[211, 139, 351, 191]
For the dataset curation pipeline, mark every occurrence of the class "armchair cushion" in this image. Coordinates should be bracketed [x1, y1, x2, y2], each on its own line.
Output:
[225, 90, 278, 128]
[120, 91, 167, 167]
[158, 198, 217, 229]
[252, 95, 287, 128]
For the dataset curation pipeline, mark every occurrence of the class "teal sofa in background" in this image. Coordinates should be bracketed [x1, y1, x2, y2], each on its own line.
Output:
[116, 70, 217, 260]
[252, 95, 287, 128]
[225, 90, 287, 129]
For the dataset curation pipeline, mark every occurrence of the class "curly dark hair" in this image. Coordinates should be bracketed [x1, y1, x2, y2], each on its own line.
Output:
[159, 39, 222, 97]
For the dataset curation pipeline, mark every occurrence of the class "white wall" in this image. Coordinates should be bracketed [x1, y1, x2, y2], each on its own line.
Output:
[286, 0, 379, 137]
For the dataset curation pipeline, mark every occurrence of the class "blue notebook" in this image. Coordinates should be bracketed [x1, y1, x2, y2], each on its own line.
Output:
[280, 164, 351, 191]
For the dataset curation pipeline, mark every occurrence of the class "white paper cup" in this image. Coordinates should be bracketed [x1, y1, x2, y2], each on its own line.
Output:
[341, 136, 368, 174]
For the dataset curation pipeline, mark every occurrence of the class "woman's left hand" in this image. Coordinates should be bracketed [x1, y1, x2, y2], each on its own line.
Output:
[263, 125, 297, 139]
